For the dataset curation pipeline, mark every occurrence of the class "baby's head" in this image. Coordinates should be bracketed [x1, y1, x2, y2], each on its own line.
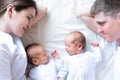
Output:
[25, 43, 49, 66]
[65, 31, 86, 56]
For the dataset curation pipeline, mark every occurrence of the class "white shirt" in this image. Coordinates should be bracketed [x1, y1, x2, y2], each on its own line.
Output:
[29, 59, 63, 80]
[58, 47, 101, 80]
[114, 46, 120, 80]
[95, 39, 117, 80]
[0, 31, 27, 80]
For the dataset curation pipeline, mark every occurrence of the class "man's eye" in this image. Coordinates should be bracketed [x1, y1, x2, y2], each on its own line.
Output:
[97, 22, 106, 26]
[67, 45, 70, 47]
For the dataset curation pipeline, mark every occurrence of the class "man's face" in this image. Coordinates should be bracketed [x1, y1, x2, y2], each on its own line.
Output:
[94, 12, 120, 42]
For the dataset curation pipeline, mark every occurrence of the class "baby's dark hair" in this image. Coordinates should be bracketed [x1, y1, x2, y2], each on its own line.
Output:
[25, 43, 40, 65]
[25, 43, 41, 77]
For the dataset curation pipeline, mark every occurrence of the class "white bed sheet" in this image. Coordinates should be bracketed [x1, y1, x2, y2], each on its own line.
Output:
[21, 0, 116, 80]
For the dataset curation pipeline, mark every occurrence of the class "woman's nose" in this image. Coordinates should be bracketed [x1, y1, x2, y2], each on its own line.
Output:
[27, 25, 31, 29]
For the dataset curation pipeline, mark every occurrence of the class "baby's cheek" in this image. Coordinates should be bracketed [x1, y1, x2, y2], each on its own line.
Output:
[46, 57, 49, 62]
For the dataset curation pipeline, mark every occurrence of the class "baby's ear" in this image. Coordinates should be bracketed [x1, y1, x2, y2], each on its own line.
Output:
[32, 58, 38, 66]
[78, 43, 82, 48]
[78, 43, 84, 51]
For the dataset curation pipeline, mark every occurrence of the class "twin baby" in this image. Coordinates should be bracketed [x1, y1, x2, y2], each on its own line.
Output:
[25, 31, 101, 80]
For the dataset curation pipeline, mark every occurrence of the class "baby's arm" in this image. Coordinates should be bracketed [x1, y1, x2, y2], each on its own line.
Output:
[51, 50, 66, 80]
[51, 50, 64, 70]
[90, 42, 102, 63]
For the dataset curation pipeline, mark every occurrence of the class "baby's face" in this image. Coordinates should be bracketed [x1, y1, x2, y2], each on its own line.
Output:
[37, 48, 49, 65]
[65, 36, 79, 56]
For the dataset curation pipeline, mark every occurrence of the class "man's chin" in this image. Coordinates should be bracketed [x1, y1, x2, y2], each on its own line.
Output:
[105, 38, 115, 42]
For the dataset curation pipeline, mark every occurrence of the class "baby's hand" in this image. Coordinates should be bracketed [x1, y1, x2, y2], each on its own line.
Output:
[57, 77, 61, 80]
[91, 42, 99, 47]
[51, 50, 60, 59]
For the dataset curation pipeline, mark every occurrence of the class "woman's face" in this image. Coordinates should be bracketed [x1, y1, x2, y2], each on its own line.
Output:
[8, 5, 36, 37]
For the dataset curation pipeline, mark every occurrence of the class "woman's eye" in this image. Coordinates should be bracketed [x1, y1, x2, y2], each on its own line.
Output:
[26, 16, 31, 21]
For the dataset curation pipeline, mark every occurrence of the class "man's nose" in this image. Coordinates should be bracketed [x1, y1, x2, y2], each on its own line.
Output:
[97, 27, 103, 33]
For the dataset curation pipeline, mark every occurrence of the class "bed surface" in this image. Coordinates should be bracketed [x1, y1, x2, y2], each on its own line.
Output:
[21, 0, 116, 80]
